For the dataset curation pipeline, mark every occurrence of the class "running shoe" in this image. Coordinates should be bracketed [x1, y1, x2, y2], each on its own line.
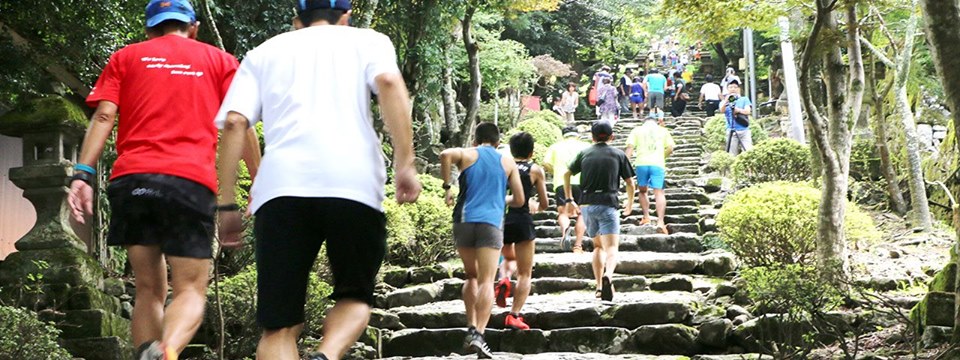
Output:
[465, 329, 495, 359]
[657, 226, 669, 235]
[135, 341, 177, 360]
[505, 313, 530, 330]
[305, 353, 329, 360]
[495, 278, 511, 308]
[601, 275, 614, 302]
[559, 226, 573, 251]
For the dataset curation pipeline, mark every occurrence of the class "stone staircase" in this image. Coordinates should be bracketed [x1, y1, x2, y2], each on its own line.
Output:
[367, 113, 762, 359]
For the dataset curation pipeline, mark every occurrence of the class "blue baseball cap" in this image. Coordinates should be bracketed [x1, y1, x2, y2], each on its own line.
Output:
[145, 0, 197, 28]
[298, 0, 352, 12]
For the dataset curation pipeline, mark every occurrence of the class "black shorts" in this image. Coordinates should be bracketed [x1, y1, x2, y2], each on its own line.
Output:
[106, 174, 215, 259]
[503, 222, 536, 245]
[254, 197, 386, 330]
[554, 185, 583, 207]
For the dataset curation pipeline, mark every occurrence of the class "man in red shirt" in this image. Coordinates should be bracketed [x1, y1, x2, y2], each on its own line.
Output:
[67, 1, 259, 359]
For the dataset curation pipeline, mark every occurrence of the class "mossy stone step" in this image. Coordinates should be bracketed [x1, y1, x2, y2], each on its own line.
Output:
[534, 251, 735, 278]
[387, 291, 698, 331]
[534, 233, 703, 254]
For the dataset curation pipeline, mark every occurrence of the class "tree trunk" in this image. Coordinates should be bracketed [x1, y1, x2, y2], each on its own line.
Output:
[441, 43, 459, 147]
[712, 42, 730, 68]
[357, 0, 379, 28]
[799, 0, 863, 282]
[460, 5, 482, 147]
[918, 0, 960, 343]
[0, 21, 90, 98]
[893, 1, 934, 231]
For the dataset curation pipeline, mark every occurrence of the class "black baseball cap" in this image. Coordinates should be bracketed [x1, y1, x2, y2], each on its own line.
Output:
[298, 0, 351, 11]
[592, 121, 613, 138]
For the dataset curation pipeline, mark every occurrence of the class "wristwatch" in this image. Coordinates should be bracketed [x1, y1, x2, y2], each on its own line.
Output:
[69, 171, 93, 185]
[442, 183, 452, 190]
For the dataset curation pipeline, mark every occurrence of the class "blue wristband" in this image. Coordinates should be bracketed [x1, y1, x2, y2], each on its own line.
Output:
[74, 163, 96, 175]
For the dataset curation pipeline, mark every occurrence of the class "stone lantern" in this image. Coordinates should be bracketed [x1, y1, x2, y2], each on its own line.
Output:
[700, 51, 715, 77]
[0, 96, 131, 360]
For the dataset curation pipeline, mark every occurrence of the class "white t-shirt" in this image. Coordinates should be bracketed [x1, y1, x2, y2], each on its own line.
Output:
[214, 26, 400, 213]
[700, 83, 723, 101]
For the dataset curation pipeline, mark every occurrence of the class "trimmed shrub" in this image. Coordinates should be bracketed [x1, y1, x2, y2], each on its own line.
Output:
[0, 305, 72, 360]
[507, 118, 562, 164]
[386, 174, 447, 200]
[205, 266, 333, 359]
[706, 150, 735, 175]
[732, 138, 812, 185]
[716, 181, 881, 268]
[383, 196, 455, 267]
[741, 264, 843, 315]
[704, 114, 768, 153]
[521, 110, 566, 129]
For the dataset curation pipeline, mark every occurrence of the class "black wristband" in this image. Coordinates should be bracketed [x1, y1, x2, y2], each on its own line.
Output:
[442, 183, 452, 190]
[69, 172, 93, 185]
[216, 203, 240, 212]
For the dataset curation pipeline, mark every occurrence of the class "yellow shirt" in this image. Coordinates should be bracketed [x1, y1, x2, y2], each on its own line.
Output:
[544, 137, 590, 186]
[627, 120, 675, 168]
[682, 70, 693, 84]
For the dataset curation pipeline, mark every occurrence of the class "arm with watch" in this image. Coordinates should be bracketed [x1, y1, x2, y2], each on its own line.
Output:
[68, 101, 118, 224]
[439, 148, 463, 207]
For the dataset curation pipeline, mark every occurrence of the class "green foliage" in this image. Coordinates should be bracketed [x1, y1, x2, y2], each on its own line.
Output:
[453, 12, 538, 95]
[741, 264, 843, 315]
[206, 266, 333, 359]
[732, 138, 812, 185]
[850, 137, 879, 181]
[386, 174, 448, 200]
[383, 196, 455, 267]
[706, 150, 735, 175]
[659, 0, 786, 44]
[704, 115, 768, 153]
[0, 305, 72, 360]
[717, 182, 881, 268]
[507, 118, 562, 164]
[520, 110, 566, 129]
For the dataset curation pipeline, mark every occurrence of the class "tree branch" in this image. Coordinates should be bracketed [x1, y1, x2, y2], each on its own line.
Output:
[0, 21, 90, 98]
[859, 36, 895, 68]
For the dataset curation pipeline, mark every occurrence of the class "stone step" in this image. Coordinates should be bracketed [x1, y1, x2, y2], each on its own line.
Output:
[533, 251, 735, 278]
[386, 291, 699, 331]
[382, 353, 770, 360]
[382, 323, 759, 357]
[535, 233, 703, 254]
[382, 276, 655, 309]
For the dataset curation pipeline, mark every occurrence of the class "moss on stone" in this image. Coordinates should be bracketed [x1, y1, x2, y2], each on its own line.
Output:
[0, 96, 88, 137]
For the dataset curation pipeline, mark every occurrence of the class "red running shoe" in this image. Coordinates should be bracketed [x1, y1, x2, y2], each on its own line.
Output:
[505, 313, 530, 330]
[495, 278, 511, 308]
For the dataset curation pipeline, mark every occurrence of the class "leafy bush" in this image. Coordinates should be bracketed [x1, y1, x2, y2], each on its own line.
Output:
[0, 305, 72, 360]
[383, 196, 455, 267]
[507, 118, 562, 164]
[521, 110, 566, 129]
[849, 136, 879, 181]
[741, 264, 843, 315]
[732, 138, 812, 185]
[386, 174, 447, 200]
[205, 266, 333, 359]
[717, 181, 881, 267]
[706, 150, 735, 175]
[704, 114, 769, 153]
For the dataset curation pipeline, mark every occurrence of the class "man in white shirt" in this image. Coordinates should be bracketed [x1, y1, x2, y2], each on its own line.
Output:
[213, 1, 422, 359]
[698, 74, 723, 117]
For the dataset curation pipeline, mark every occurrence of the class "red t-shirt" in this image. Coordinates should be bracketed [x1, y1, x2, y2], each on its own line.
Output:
[86, 35, 238, 193]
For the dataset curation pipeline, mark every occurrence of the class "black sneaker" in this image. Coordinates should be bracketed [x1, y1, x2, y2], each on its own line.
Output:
[134, 341, 164, 360]
[601, 275, 614, 302]
[305, 353, 329, 360]
[465, 329, 495, 359]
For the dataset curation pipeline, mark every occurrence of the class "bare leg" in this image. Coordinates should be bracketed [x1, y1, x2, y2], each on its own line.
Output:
[637, 187, 651, 223]
[127, 245, 166, 348]
[654, 189, 668, 231]
[473, 247, 501, 333]
[317, 300, 372, 359]
[599, 234, 619, 278]
[574, 216, 586, 249]
[592, 238, 605, 289]
[164, 256, 211, 352]
[257, 325, 303, 360]
[499, 244, 517, 281]
[511, 240, 535, 314]
[459, 247, 480, 328]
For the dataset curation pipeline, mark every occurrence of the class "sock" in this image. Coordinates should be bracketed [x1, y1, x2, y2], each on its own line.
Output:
[511, 312, 520, 318]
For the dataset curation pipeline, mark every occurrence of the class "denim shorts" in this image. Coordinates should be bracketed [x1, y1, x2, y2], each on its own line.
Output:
[581, 205, 620, 237]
